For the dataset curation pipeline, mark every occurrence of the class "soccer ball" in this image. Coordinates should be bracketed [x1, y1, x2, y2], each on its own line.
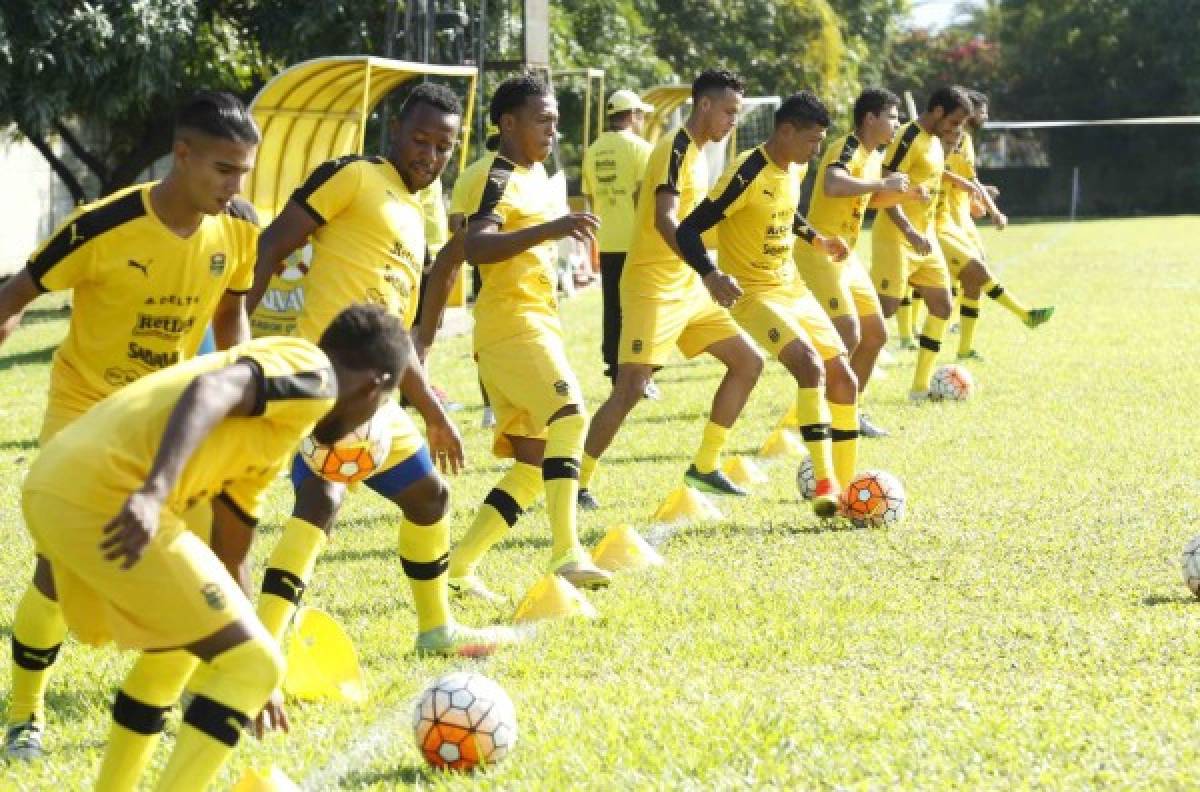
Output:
[1181, 536, 1200, 598]
[930, 364, 975, 401]
[413, 672, 517, 771]
[839, 470, 906, 528]
[795, 454, 816, 500]
[299, 402, 395, 484]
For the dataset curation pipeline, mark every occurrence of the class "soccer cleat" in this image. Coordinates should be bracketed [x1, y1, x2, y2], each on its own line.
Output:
[811, 479, 839, 518]
[4, 718, 44, 761]
[642, 379, 661, 400]
[447, 575, 505, 605]
[415, 622, 519, 658]
[684, 465, 748, 497]
[481, 406, 496, 429]
[577, 488, 600, 511]
[1024, 306, 1055, 328]
[859, 413, 890, 439]
[897, 337, 918, 351]
[553, 559, 612, 589]
[956, 349, 985, 362]
[908, 389, 931, 404]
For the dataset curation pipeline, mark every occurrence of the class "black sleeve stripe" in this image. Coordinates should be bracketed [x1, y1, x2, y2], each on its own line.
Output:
[468, 156, 517, 224]
[217, 492, 258, 527]
[223, 196, 260, 226]
[710, 149, 769, 214]
[263, 367, 337, 403]
[236, 356, 268, 417]
[885, 123, 921, 173]
[837, 135, 861, 166]
[27, 189, 147, 291]
[290, 156, 370, 225]
[661, 128, 691, 194]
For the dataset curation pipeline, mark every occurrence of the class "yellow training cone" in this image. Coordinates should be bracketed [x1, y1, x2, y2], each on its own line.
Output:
[232, 768, 301, 792]
[652, 485, 723, 523]
[284, 607, 367, 704]
[721, 456, 767, 488]
[759, 428, 804, 458]
[513, 574, 598, 623]
[592, 525, 665, 572]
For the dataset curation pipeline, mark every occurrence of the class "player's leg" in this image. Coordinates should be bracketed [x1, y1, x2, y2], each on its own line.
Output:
[798, 295, 859, 493]
[578, 362, 654, 508]
[955, 257, 988, 359]
[777, 337, 839, 517]
[911, 271, 954, 400]
[895, 289, 916, 348]
[854, 311, 890, 438]
[599, 252, 625, 382]
[5, 557, 64, 759]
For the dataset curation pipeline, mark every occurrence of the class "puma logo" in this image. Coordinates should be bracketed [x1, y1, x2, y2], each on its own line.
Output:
[68, 223, 83, 245]
[128, 259, 149, 276]
[20, 648, 56, 665]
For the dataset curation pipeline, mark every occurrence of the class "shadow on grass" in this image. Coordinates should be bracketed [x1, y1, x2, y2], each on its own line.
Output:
[0, 344, 55, 371]
[627, 410, 703, 425]
[22, 304, 71, 325]
[341, 765, 432, 786]
[1141, 593, 1196, 606]
[652, 371, 721, 385]
[0, 438, 38, 451]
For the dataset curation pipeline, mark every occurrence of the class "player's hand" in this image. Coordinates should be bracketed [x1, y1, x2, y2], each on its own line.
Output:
[904, 229, 932, 256]
[549, 212, 599, 244]
[426, 417, 465, 475]
[100, 490, 163, 569]
[816, 235, 850, 262]
[882, 173, 910, 193]
[991, 210, 1008, 231]
[703, 270, 742, 308]
[253, 690, 290, 738]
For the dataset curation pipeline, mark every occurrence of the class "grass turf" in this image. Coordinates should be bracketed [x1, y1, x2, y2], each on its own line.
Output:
[1, 216, 1199, 788]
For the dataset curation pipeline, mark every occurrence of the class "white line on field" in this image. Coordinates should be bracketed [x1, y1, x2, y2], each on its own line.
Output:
[301, 701, 414, 790]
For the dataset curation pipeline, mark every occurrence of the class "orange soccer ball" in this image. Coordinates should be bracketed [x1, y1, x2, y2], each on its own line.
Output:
[299, 404, 394, 484]
[839, 470, 906, 528]
[930, 363, 976, 401]
[413, 672, 517, 772]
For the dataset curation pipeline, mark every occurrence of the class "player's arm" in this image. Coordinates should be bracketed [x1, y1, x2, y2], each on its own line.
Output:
[973, 177, 1007, 229]
[0, 271, 42, 349]
[100, 360, 263, 569]
[211, 291, 251, 349]
[246, 202, 317, 313]
[825, 164, 910, 199]
[792, 213, 850, 262]
[881, 167, 932, 255]
[464, 212, 596, 264]
[397, 333, 465, 475]
[413, 213, 467, 363]
[676, 199, 742, 307]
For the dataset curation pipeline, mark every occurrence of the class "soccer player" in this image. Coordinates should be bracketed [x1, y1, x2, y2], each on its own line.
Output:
[936, 90, 1055, 360]
[793, 88, 928, 439]
[575, 69, 764, 510]
[246, 84, 511, 657]
[581, 88, 654, 390]
[0, 91, 260, 758]
[438, 74, 611, 600]
[870, 86, 972, 401]
[676, 91, 854, 516]
[22, 305, 406, 791]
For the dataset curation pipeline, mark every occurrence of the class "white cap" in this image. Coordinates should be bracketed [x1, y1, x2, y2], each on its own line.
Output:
[607, 89, 654, 116]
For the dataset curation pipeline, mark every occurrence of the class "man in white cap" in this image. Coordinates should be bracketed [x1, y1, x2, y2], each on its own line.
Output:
[582, 89, 654, 392]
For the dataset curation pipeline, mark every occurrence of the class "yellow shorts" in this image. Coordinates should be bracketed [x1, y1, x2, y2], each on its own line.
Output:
[477, 333, 583, 459]
[794, 247, 882, 320]
[618, 280, 741, 365]
[871, 227, 951, 300]
[23, 492, 252, 650]
[938, 223, 984, 278]
[731, 283, 846, 362]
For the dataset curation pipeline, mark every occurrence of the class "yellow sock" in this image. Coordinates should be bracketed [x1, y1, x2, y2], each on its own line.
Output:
[96, 651, 198, 792]
[9, 583, 67, 725]
[692, 421, 729, 474]
[398, 517, 449, 633]
[829, 401, 858, 489]
[913, 314, 948, 392]
[258, 517, 327, 642]
[910, 291, 924, 332]
[543, 412, 587, 566]
[983, 279, 1029, 320]
[896, 296, 914, 341]
[958, 297, 981, 356]
[448, 462, 542, 578]
[579, 452, 599, 490]
[154, 637, 284, 792]
[795, 387, 834, 483]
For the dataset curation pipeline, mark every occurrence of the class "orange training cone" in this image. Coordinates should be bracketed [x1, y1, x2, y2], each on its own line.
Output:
[721, 456, 767, 488]
[592, 525, 665, 572]
[284, 607, 367, 703]
[759, 428, 804, 458]
[513, 574, 598, 623]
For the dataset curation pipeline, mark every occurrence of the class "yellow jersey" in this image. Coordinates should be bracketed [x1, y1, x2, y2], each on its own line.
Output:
[804, 133, 883, 249]
[582, 129, 652, 253]
[704, 145, 804, 293]
[26, 182, 256, 419]
[449, 153, 496, 219]
[468, 154, 560, 350]
[25, 336, 336, 522]
[938, 132, 977, 229]
[419, 177, 450, 257]
[291, 156, 425, 337]
[875, 121, 944, 235]
[623, 127, 708, 297]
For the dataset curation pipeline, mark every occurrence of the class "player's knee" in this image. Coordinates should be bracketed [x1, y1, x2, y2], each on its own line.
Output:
[827, 357, 858, 401]
[240, 634, 286, 694]
[612, 369, 649, 411]
[32, 555, 57, 600]
[397, 473, 450, 525]
[294, 476, 345, 535]
[781, 343, 822, 385]
[838, 320, 862, 352]
[861, 316, 887, 349]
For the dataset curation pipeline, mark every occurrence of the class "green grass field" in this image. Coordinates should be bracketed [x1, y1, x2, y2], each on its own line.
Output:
[1, 216, 1199, 789]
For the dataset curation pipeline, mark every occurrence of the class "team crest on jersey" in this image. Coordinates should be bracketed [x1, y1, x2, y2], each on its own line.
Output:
[632, 339, 643, 354]
[209, 252, 227, 276]
[768, 328, 780, 343]
[554, 380, 570, 396]
[829, 297, 839, 310]
[201, 583, 226, 610]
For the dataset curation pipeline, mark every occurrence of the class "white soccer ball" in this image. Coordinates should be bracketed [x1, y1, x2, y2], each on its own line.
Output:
[839, 470, 907, 529]
[1181, 535, 1200, 598]
[930, 363, 975, 401]
[795, 454, 816, 500]
[299, 402, 395, 485]
[413, 672, 517, 771]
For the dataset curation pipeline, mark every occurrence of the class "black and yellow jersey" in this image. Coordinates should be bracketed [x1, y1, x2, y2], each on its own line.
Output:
[937, 132, 977, 229]
[804, 133, 883, 249]
[875, 121, 944, 236]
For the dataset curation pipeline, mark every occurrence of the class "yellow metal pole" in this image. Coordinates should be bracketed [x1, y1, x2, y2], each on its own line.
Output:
[357, 61, 373, 153]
